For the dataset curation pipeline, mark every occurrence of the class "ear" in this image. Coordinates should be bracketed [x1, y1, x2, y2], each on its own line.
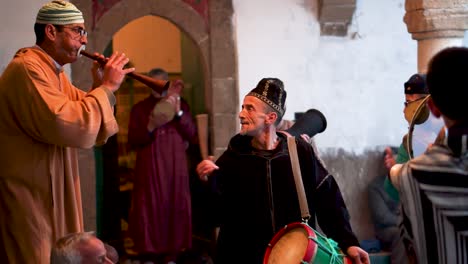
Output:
[45, 24, 58, 41]
[427, 96, 441, 118]
[266, 111, 278, 125]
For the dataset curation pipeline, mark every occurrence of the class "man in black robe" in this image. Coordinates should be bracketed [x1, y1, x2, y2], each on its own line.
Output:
[197, 78, 369, 264]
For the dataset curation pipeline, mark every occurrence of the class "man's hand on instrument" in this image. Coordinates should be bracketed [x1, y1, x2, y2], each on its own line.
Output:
[100, 51, 135, 92]
[196, 156, 218, 182]
[346, 246, 370, 264]
[164, 94, 180, 113]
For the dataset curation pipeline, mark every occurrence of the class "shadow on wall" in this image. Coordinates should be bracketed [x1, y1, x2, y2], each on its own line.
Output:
[319, 147, 389, 240]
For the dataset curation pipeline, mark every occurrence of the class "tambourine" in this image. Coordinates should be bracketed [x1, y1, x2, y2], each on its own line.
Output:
[263, 222, 352, 264]
[407, 95, 445, 159]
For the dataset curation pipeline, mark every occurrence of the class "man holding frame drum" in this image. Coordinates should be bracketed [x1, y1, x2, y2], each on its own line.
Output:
[127, 68, 198, 264]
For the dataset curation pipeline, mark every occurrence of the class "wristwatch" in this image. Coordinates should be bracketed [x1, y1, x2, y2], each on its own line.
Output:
[175, 96, 183, 118]
[176, 109, 183, 118]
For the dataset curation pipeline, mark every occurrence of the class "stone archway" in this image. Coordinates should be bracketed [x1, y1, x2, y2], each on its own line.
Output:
[73, 0, 211, 109]
[71, 0, 239, 230]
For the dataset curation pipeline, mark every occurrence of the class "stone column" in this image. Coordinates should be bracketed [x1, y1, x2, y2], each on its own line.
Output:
[404, 0, 468, 73]
[208, 0, 239, 157]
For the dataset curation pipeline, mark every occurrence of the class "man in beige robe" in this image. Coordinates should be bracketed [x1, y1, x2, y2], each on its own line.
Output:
[0, 1, 134, 263]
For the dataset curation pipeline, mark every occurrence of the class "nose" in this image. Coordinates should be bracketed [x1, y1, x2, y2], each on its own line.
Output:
[239, 107, 247, 118]
[81, 35, 88, 45]
[239, 110, 245, 119]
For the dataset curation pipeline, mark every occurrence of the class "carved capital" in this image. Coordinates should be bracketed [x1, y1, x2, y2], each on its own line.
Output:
[404, 0, 468, 40]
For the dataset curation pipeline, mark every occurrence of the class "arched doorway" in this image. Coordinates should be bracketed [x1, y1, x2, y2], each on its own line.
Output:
[71, 0, 239, 258]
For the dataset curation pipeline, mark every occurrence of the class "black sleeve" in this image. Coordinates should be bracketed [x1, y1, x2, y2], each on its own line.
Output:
[315, 174, 360, 252]
[296, 138, 359, 252]
[207, 150, 232, 227]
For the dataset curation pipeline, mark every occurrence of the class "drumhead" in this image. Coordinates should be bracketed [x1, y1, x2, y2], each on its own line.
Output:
[407, 95, 445, 159]
[267, 227, 309, 264]
[152, 99, 175, 120]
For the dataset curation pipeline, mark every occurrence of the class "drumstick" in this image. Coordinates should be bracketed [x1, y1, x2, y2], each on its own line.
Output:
[195, 114, 210, 182]
[195, 114, 219, 242]
[195, 114, 209, 160]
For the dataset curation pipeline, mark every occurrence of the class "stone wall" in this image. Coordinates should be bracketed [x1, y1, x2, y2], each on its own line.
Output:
[320, 147, 389, 240]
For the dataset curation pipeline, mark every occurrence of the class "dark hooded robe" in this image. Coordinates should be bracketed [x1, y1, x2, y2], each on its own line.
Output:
[211, 133, 359, 263]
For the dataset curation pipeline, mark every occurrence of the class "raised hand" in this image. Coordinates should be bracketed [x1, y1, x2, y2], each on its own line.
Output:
[196, 156, 218, 181]
[384, 146, 396, 170]
[347, 246, 370, 264]
[100, 51, 135, 92]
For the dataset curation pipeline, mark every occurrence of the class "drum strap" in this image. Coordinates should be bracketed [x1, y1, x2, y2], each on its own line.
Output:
[287, 136, 311, 222]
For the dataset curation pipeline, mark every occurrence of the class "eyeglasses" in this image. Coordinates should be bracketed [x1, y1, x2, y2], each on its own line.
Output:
[404, 96, 426, 107]
[57, 25, 88, 39]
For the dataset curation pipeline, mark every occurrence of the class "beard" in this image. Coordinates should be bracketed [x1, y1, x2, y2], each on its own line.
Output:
[239, 124, 249, 136]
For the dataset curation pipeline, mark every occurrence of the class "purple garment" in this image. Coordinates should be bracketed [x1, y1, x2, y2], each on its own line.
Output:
[128, 95, 197, 254]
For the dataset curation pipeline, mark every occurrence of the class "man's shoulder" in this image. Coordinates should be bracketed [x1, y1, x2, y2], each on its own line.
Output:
[408, 144, 468, 174]
[131, 95, 154, 108]
[13, 47, 45, 60]
[227, 134, 252, 151]
[12, 47, 53, 70]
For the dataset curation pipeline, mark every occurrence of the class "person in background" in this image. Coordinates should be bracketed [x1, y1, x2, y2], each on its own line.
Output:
[382, 74, 429, 264]
[196, 77, 369, 264]
[390, 47, 468, 264]
[128, 68, 197, 264]
[368, 147, 402, 260]
[105, 243, 120, 264]
[0, 1, 133, 263]
[384, 73, 429, 203]
[51, 232, 115, 264]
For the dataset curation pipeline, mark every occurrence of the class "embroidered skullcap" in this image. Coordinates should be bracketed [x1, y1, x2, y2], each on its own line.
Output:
[247, 78, 287, 117]
[36, 0, 84, 25]
[404, 73, 428, 95]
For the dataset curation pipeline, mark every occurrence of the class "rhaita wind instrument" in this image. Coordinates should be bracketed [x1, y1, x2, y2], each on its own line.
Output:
[78, 46, 170, 94]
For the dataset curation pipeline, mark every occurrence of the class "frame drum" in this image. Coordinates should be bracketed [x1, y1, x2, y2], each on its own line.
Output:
[263, 222, 352, 264]
[152, 99, 175, 120]
[407, 95, 445, 159]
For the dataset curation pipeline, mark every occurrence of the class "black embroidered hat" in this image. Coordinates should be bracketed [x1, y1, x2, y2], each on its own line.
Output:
[404, 73, 428, 94]
[247, 78, 287, 117]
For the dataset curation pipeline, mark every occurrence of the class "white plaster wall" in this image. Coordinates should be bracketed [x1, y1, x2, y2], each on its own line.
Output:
[0, 0, 44, 73]
[2, 0, 465, 154]
[234, 0, 418, 153]
[0, 0, 72, 77]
